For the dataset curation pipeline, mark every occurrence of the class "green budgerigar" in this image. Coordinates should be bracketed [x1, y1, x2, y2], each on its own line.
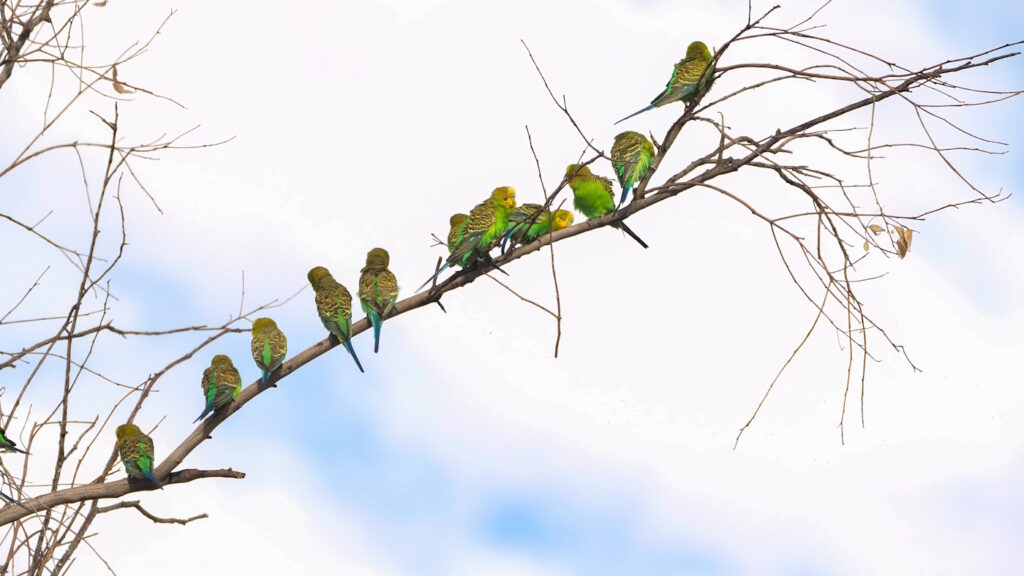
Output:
[615, 41, 714, 125]
[115, 423, 160, 488]
[308, 266, 364, 373]
[501, 204, 574, 252]
[611, 131, 656, 207]
[418, 187, 517, 290]
[0, 426, 26, 454]
[193, 354, 242, 423]
[251, 317, 288, 388]
[566, 164, 648, 248]
[359, 248, 399, 354]
[447, 213, 470, 254]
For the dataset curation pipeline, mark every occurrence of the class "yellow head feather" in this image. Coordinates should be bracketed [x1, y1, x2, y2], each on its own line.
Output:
[211, 354, 233, 366]
[115, 423, 142, 442]
[366, 247, 390, 268]
[307, 266, 333, 289]
[252, 317, 277, 334]
[449, 213, 469, 227]
[553, 209, 574, 230]
[686, 41, 711, 60]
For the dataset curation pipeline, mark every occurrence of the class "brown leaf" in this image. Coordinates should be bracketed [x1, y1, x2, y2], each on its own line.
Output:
[895, 226, 913, 259]
[868, 224, 884, 235]
[863, 239, 870, 252]
[111, 66, 133, 94]
[94, 0, 107, 6]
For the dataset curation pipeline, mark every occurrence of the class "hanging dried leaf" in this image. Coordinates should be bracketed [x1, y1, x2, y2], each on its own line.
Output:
[868, 224, 884, 235]
[111, 66, 133, 94]
[895, 226, 913, 259]
[863, 239, 870, 251]
[94, 0, 107, 6]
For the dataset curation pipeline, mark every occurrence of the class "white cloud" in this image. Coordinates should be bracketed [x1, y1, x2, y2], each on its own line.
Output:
[2, 0, 1022, 574]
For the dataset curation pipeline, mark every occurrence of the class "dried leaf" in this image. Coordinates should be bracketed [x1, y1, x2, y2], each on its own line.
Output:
[863, 239, 870, 251]
[868, 224, 884, 235]
[94, 0, 107, 6]
[895, 226, 913, 259]
[111, 66, 133, 94]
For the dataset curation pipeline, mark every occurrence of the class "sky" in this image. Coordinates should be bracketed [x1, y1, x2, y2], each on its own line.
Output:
[1, 0, 1023, 574]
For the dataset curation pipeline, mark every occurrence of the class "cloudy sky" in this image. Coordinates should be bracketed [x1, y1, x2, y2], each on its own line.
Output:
[1, 0, 1023, 574]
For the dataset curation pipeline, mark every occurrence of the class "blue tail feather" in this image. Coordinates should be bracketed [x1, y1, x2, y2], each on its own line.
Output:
[617, 184, 633, 209]
[370, 311, 382, 353]
[193, 400, 214, 424]
[142, 468, 162, 489]
[261, 369, 270, 388]
[343, 338, 364, 373]
[614, 104, 654, 125]
[416, 260, 452, 292]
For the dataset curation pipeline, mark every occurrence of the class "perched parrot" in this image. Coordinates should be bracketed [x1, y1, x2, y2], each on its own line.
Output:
[565, 164, 648, 248]
[308, 266, 364, 373]
[0, 426, 26, 454]
[447, 213, 470, 254]
[193, 355, 242, 423]
[611, 131, 656, 207]
[359, 248, 399, 353]
[501, 204, 574, 252]
[115, 423, 160, 488]
[417, 187, 517, 291]
[251, 317, 288, 388]
[615, 41, 714, 125]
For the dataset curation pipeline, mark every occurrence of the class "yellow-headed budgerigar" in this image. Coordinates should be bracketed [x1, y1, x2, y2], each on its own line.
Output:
[417, 187, 517, 291]
[251, 317, 288, 388]
[359, 248, 399, 354]
[115, 423, 160, 488]
[501, 204, 574, 252]
[611, 131, 656, 207]
[615, 41, 714, 125]
[565, 164, 648, 248]
[308, 266, 364, 373]
[194, 355, 242, 423]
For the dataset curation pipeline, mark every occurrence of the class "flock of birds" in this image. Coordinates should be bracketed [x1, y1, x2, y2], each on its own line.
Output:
[0, 41, 715, 496]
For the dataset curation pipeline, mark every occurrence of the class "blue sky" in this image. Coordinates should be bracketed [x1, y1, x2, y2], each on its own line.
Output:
[2, 1, 1023, 575]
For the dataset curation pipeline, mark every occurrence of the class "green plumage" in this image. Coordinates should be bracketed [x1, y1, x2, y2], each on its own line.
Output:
[308, 266, 364, 372]
[251, 317, 287, 387]
[194, 355, 241, 423]
[448, 213, 470, 254]
[616, 41, 714, 124]
[115, 423, 159, 487]
[566, 164, 648, 249]
[0, 426, 25, 454]
[359, 248, 399, 353]
[417, 187, 517, 292]
[505, 204, 574, 245]
[610, 131, 656, 207]
[453, 186, 517, 267]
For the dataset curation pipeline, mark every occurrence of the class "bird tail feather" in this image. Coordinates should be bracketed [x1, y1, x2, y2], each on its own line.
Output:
[616, 221, 649, 249]
[614, 104, 654, 125]
[343, 338, 365, 373]
[370, 311, 382, 354]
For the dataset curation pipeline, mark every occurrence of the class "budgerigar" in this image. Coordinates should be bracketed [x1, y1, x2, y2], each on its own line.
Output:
[611, 131, 656, 207]
[417, 187, 517, 291]
[447, 213, 470, 254]
[0, 426, 26, 454]
[565, 164, 648, 248]
[501, 204, 574, 252]
[194, 354, 242, 423]
[308, 266, 364, 373]
[115, 423, 160, 488]
[615, 41, 714, 125]
[251, 317, 288, 388]
[359, 248, 399, 353]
